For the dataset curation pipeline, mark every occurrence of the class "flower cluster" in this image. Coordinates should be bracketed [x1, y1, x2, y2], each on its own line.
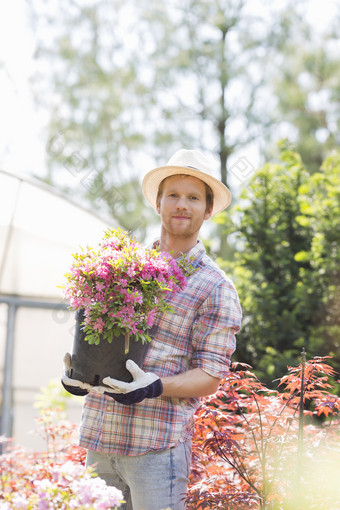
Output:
[1, 455, 123, 510]
[1, 407, 123, 510]
[62, 228, 195, 344]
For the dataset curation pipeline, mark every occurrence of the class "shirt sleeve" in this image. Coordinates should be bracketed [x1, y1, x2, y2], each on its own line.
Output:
[191, 279, 242, 379]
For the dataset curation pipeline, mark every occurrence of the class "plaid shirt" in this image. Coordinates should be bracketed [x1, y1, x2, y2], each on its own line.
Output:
[79, 240, 242, 456]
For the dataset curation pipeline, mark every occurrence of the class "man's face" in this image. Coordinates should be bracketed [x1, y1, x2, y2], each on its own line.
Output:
[156, 174, 212, 239]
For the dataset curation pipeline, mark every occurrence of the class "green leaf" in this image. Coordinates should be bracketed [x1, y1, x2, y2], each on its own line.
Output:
[294, 251, 310, 262]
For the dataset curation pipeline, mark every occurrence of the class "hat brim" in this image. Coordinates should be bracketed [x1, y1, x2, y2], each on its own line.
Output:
[142, 165, 232, 217]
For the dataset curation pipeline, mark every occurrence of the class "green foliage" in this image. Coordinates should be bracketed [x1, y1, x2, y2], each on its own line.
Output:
[299, 151, 340, 368]
[219, 145, 340, 383]
[270, 27, 340, 171]
[34, 379, 77, 414]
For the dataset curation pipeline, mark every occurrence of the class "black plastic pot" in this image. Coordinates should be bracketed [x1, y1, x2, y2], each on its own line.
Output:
[67, 310, 153, 385]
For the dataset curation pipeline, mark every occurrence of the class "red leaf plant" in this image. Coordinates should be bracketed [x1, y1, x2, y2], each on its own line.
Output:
[187, 357, 340, 509]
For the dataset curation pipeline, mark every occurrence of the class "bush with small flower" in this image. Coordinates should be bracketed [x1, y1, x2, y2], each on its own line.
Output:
[62, 227, 194, 345]
[0, 456, 123, 509]
[1, 357, 339, 509]
[0, 408, 123, 509]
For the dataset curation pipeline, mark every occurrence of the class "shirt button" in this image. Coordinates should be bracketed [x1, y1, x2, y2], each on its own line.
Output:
[107, 406, 112, 412]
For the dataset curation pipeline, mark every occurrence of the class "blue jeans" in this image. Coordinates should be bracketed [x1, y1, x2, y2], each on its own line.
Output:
[85, 440, 192, 510]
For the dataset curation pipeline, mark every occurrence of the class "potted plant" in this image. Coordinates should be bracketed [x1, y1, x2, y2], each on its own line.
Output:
[62, 228, 194, 385]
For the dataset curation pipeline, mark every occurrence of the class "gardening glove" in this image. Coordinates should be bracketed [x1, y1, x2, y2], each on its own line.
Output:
[61, 352, 90, 396]
[102, 359, 163, 405]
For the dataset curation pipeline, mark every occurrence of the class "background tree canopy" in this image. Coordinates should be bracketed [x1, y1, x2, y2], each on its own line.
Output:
[29, 0, 340, 236]
[26, 0, 340, 381]
[219, 144, 340, 383]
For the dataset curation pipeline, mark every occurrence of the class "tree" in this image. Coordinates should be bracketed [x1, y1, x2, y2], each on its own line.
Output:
[29, 0, 340, 254]
[188, 357, 340, 509]
[297, 150, 340, 370]
[28, 0, 303, 246]
[265, 9, 340, 171]
[218, 144, 340, 383]
[30, 0, 162, 237]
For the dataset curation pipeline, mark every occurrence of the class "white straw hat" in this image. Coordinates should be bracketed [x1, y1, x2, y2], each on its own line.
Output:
[142, 149, 232, 216]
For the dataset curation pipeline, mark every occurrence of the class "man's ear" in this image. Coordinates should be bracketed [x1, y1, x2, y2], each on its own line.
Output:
[204, 207, 213, 221]
[156, 198, 161, 214]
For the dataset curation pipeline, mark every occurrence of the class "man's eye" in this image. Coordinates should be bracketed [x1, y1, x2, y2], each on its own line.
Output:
[169, 193, 177, 197]
[190, 196, 198, 200]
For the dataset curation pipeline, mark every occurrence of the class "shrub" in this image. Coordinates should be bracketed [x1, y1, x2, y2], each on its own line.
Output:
[188, 356, 340, 509]
[0, 408, 123, 509]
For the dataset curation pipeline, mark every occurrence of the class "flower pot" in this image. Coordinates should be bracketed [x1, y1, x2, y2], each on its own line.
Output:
[67, 310, 153, 385]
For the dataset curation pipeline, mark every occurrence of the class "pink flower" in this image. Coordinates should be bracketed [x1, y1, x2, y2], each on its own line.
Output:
[72, 476, 123, 508]
[62, 227, 193, 345]
[93, 317, 105, 332]
[9, 494, 29, 509]
[126, 266, 135, 277]
[146, 310, 156, 327]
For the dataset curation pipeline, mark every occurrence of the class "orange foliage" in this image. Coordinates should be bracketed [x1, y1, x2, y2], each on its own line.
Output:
[188, 357, 340, 509]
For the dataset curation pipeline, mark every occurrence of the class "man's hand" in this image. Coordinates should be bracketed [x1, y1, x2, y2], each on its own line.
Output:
[103, 360, 163, 405]
[61, 352, 92, 396]
[61, 355, 162, 404]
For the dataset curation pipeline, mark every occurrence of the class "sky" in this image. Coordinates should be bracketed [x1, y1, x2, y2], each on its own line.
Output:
[0, 0, 47, 177]
[0, 0, 339, 182]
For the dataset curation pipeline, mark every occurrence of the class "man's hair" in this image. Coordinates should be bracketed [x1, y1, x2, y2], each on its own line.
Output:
[156, 175, 214, 213]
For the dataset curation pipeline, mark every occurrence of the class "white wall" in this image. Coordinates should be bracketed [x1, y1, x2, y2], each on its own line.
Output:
[2, 305, 84, 450]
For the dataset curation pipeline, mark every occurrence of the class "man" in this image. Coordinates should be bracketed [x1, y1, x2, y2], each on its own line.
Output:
[62, 149, 242, 510]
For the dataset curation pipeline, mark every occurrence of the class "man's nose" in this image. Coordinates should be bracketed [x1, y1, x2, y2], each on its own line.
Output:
[176, 196, 188, 209]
